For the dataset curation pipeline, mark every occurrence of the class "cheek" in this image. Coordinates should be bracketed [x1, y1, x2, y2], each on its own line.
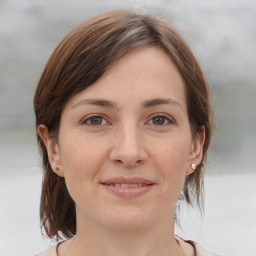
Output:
[154, 134, 191, 172]
[60, 131, 106, 171]
[58, 134, 107, 198]
[152, 136, 191, 198]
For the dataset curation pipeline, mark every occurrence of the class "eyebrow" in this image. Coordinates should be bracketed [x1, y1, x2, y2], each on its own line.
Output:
[142, 98, 182, 109]
[71, 97, 182, 110]
[71, 99, 117, 109]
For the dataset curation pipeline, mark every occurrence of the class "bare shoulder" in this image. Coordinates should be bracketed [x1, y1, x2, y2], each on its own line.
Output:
[34, 244, 58, 256]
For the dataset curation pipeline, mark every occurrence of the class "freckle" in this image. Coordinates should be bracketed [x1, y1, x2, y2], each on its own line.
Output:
[74, 149, 78, 152]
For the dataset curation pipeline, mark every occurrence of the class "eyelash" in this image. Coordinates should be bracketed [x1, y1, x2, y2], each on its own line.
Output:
[81, 115, 109, 126]
[81, 114, 175, 127]
[147, 114, 175, 126]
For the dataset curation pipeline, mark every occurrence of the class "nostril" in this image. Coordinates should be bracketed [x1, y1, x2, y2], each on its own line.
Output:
[124, 159, 143, 167]
[113, 159, 143, 167]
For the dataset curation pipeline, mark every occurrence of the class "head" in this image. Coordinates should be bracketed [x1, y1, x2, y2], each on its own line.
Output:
[34, 9, 213, 240]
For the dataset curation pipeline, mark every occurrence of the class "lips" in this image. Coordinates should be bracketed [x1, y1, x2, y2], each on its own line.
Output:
[101, 177, 155, 185]
[100, 177, 155, 198]
[107, 183, 148, 187]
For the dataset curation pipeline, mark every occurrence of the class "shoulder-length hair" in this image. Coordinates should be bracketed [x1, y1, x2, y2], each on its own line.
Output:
[34, 9, 213, 240]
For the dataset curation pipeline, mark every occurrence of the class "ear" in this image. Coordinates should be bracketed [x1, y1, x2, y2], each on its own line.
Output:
[186, 126, 205, 175]
[37, 124, 64, 177]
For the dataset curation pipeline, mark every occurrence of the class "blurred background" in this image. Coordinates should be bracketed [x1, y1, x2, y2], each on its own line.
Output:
[0, 0, 255, 255]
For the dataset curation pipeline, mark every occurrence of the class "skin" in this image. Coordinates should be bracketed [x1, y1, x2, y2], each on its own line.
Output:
[38, 46, 205, 256]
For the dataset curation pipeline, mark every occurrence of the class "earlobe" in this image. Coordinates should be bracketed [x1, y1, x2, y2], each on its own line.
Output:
[37, 124, 64, 177]
[186, 126, 205, 175]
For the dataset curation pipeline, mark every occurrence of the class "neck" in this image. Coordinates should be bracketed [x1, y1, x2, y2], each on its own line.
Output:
[60, 210, 184, 256]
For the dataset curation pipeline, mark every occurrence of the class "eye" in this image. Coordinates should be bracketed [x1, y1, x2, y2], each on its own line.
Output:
[82, 115, 108, 126]
[148, 115, 174, 126]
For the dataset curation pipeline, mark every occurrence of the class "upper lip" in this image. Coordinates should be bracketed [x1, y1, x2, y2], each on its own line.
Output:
[101, 177, 155, 185]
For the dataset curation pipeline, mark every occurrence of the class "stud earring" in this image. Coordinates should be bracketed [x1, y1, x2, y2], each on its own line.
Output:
[56, 167, 59, 171]
[191, 163, 196, 170]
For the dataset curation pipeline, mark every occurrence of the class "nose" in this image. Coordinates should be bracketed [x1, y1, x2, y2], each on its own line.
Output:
[109, 123, 148, 167]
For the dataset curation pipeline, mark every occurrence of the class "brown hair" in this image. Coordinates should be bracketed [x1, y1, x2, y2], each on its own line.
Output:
[34, 9, 213, 240]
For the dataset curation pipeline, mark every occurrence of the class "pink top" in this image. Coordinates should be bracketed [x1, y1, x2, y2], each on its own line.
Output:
[35, 240, 221, 256]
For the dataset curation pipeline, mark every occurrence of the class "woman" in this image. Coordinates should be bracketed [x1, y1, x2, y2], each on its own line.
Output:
[34, 9, 220, 256]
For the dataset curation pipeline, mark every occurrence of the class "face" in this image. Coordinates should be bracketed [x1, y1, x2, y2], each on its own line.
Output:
[39, 46, 204, 232]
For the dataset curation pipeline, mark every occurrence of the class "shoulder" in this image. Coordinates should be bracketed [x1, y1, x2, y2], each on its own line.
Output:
[188, 240, 222, 256]
[34, 244, 58, 256]
[176, 236, 222, 256]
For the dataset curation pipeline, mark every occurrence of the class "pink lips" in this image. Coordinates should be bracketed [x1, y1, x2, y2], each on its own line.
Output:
[101, 177, 155, 198]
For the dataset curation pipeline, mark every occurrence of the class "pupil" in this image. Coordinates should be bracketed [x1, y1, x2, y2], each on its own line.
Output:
[91, 117, 102, 125]
[153, 117, 164, 125]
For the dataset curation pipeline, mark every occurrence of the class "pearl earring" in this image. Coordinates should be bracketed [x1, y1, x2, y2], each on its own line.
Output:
[191, 163, 196, 170]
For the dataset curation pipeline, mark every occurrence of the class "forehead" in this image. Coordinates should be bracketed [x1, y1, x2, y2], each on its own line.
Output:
[66, 46, 186, 110]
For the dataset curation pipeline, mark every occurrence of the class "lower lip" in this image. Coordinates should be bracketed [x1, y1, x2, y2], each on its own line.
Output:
[101, 184, 154, 198]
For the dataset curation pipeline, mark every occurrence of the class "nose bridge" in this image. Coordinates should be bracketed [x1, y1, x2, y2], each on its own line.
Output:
[109, 118, 147, 166]
[119, 120, 140, 150]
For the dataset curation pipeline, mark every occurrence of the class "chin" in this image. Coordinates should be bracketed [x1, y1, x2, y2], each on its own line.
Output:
[101, 207, 157, 232]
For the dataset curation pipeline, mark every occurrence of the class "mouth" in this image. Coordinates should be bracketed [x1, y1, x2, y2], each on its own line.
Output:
[103, 183, 153, 187]
[100, 177, 156, 198]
